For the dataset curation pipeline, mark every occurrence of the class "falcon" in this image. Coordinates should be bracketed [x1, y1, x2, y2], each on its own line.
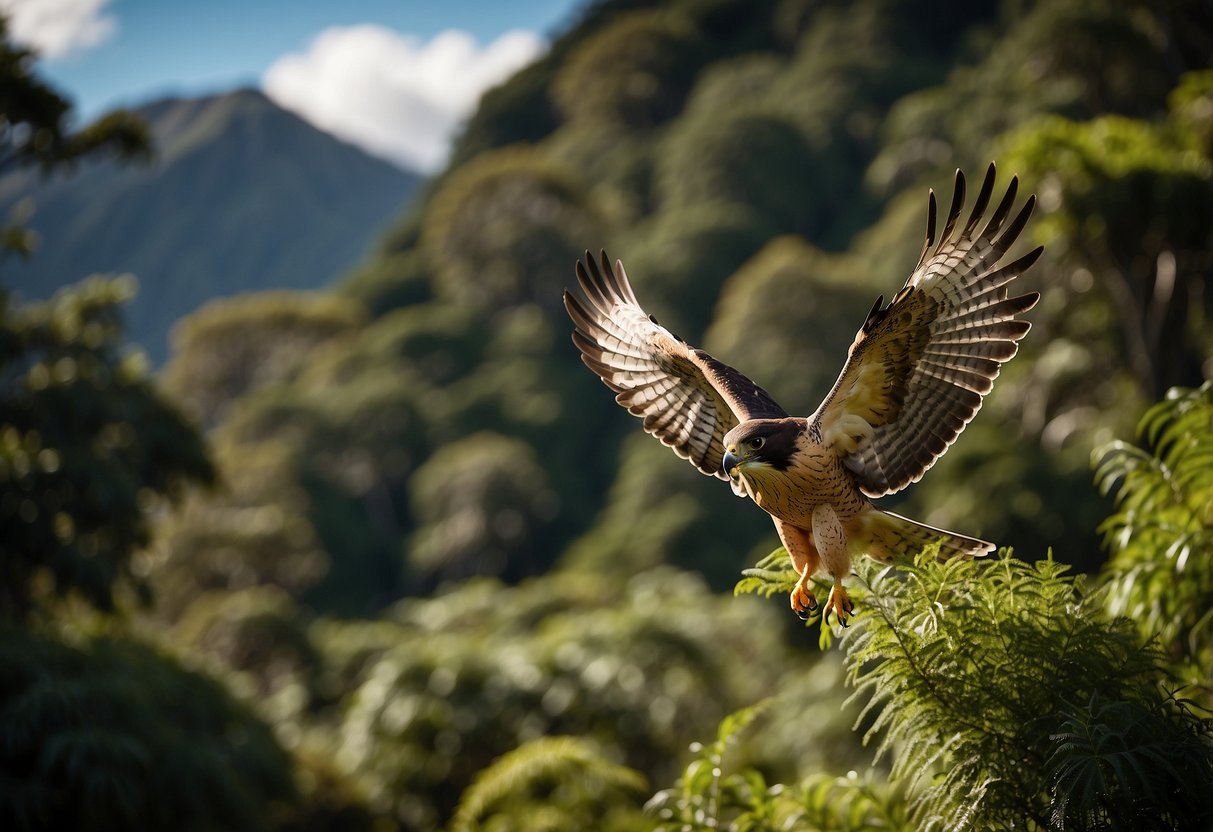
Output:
[564, 164, 1042, 626]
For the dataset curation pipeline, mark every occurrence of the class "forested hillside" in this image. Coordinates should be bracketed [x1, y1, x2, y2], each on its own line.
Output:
[3, 0, 1212, 830]
[0, 89, 419, 362]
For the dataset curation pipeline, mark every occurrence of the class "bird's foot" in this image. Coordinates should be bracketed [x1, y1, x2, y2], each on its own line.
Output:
[822, 583, 855, 627]
[790, 566, 818, 620]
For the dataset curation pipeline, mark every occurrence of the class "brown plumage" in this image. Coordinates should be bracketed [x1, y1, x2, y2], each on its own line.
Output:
[563, 164, 1041, 625]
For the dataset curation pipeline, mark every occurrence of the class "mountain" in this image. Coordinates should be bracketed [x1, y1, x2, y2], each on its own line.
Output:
[0, 88, 420, 362]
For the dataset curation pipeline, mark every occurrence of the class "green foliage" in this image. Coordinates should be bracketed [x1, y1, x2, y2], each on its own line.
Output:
[733, 547, 799, 601]
[729, 546, 1213, 830]
[611, 204, 778, 340]
[560, 432, 773, 589]
[312, 569, 803, 829]
[839, 550, 1213, 830]
[647, 699, 777, 830]
[161, 291, 366, 429]
[0, 278, 212, 622]
[552, 10, 704, 129]
[1043, 692, 1213, 832]
[875, 0, 1187, 183]
[655, 110, 821, 237]
[0, 16, 150, 179]
[408, 431, 559, 581]
[1001, 85, 1213, 399]
[1169, 69, 1213, 156]
[0, 632, 297, 831]
[704, 236, 879, 414]
[147, 437, 329, 617]
[892, 360, 1114, 572]
[1095, 382, 1213, 679]
[176, 304, 479, 615]
[421, 146, 598, 316]
[648, 699, 908, 831]
[339, 250, 434, 319]
[449, 736, 647, 832]
[170, 587, 319, 707]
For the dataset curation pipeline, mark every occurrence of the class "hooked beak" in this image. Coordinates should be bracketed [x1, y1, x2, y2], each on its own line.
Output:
[722, 448, 740, 478]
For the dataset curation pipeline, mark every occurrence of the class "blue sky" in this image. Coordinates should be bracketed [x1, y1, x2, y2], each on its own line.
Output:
[7, 0, 587, 171]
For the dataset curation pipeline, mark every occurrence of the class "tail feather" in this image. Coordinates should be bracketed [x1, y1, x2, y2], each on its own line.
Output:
[852, 509, 993, 562]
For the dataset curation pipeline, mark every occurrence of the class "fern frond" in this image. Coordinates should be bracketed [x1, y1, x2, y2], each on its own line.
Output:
[1044, 691, 1213, 831]
[1095, 382, 1213, 676]
[734, 547, 799, 599]
[836, 549, 1213, 830]
[450, 735, 646, 832]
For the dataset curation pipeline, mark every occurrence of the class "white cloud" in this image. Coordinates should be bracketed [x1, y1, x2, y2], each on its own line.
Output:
[263, 25, 545, 173]
[0, 0, 116, 59]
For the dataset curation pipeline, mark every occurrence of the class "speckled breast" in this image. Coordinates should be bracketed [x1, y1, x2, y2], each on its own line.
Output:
[739, 437, 867, 527]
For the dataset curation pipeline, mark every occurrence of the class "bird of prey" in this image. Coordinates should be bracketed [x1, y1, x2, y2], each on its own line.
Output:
[564, 164, 1041, 625]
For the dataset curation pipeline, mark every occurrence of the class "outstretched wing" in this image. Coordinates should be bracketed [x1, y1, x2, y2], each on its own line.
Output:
[813, 164, 1042, 497]
[565, 250, 787, 479]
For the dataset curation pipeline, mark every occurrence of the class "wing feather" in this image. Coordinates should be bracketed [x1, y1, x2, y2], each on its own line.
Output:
[565, 250, 787, 479]
[813, 164, 1042, 497]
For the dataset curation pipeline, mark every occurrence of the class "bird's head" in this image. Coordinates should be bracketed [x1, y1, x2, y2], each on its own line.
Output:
[721, 418, 801, 480]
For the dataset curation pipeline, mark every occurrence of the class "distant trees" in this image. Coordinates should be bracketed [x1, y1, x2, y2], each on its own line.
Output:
[0, 277, 212, 623]
[0, 633, 299, 830]
[1005, 73, 1213, 400]
[704, 236, 879, 413]
[657, 111, 820, 237]
[873, 0, 1189, 185]
[612, 204, 778, 339]
[0, 14, 212, 623]
[408, 432, 558, 581]
[162, 291, 366, 429]
[421, 146, 598, 315]
[552, 10, 704, 129]
[316, 570, 806, 829]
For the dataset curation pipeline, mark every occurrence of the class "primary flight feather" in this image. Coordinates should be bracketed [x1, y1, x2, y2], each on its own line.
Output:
[564, 164, 1042, 624]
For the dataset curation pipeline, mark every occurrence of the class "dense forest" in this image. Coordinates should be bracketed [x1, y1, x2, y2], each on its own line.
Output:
[2, 0, 1212, 829]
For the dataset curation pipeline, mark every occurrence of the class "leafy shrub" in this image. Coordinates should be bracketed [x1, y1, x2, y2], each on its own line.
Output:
[734, 547, 1213, 830]
[1095, 382, 1213, 681]
[0, 278, 212, 623]
[317, 569, 802, 829]
[450, 736, 647, 832]
[648, 700, 907, 831]
[0, 633, 296, 831]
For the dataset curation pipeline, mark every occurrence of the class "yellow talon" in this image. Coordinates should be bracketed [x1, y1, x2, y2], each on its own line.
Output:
[822, 583, 854, 627]
[790, 564, 818, 620]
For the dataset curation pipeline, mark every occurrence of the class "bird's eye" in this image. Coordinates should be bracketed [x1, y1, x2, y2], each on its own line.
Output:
[748, 436, 765, 450]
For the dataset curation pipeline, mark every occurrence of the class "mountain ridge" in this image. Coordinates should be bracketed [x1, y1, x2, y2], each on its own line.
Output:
[0, 88, 420, 362]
